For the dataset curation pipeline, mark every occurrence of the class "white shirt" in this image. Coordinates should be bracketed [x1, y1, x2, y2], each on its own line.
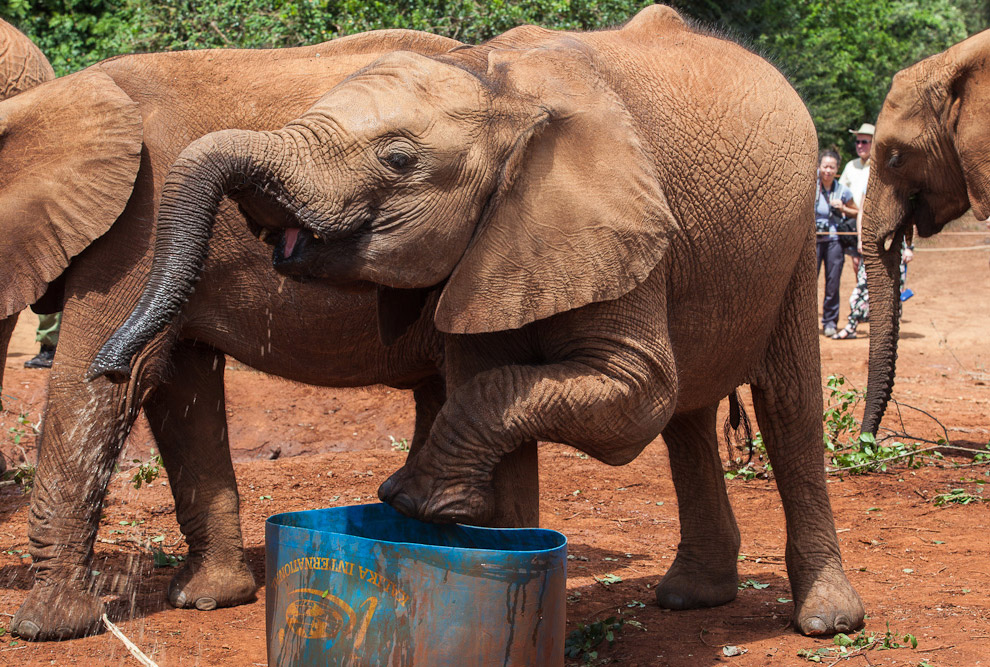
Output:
[839, 158, 870, 208]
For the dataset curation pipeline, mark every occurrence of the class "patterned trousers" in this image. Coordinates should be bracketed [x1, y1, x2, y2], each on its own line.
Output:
[844, 262, 908, 332]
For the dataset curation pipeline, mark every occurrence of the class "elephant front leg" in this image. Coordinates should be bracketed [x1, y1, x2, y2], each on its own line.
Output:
[655, 405, 741, 610]
[12, 371, 138, 640]
[380, 353, 674, 526]
[750, 261, 865, 636]
[143, 342, 256, 611]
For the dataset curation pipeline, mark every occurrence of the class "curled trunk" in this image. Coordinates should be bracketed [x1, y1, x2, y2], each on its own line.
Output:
[87, 129, 290, 382]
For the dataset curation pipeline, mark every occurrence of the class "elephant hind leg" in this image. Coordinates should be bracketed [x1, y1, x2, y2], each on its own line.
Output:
[143, 342, 256, 611]
[655, 404, 740, 610]
[750, 255, 864, 636]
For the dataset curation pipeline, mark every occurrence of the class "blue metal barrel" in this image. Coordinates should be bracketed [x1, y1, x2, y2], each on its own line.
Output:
[266, 503, 567, 666]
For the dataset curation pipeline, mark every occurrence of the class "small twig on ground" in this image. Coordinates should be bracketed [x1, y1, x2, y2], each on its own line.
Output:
[698, 629, 720, 648]
[929, 319, 967, 372]
[885, 397, 951, 443]
[917, 644, 955, 652]
[102, 614, 158, 667]
[826, 647, 872, 666]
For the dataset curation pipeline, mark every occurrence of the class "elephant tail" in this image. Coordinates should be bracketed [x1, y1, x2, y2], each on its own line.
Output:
[723, 389, 756, 463]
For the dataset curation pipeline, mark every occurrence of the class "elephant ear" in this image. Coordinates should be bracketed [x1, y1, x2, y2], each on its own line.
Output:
[944, 32, 990, 220]
[0, 69, 143, 317]
[434, 47, 676, 334]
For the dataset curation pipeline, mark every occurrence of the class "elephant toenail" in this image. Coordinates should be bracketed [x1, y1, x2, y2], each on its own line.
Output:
[834, 615, 852, 633]
[378, 478, 396, 502]
[657, 592, 685, 610]
[14, 620, 40, 640]
[172, 591, 188, 607]
[195, 597, 217, 611]
[802, 616, 828, 635]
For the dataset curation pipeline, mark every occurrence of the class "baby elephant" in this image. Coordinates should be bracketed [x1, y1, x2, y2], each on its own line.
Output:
[95, 6, 864, 636]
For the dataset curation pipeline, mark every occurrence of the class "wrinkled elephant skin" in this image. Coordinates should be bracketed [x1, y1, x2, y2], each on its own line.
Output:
[0, 30, 461, 641]
[860, 30, 990, 434]
[102, 7, 865, 637]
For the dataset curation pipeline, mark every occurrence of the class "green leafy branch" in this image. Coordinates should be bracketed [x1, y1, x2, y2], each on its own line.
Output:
[824, 375, 983, 475]
[0, 462, 36, 492]
[798, 622, 918, 663]
[725, 375, 989, 479]
[565, 616, 624, 664]
[932, 487, 986, 506]
[129, 450, 164, 489]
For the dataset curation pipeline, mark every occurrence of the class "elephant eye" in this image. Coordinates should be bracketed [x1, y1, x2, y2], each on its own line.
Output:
[382, 151, 414, 171]
[887, 152, 904, 169]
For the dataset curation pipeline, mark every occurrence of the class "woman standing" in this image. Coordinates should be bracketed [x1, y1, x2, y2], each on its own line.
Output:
[815, 150, 858, 337]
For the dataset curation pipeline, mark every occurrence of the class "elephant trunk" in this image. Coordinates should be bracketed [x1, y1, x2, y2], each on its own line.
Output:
[860, 193, 908, 435]
[87, 129, 293, 382]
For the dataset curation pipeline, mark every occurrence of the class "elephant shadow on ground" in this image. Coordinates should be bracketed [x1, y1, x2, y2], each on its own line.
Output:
[0, 562, 34, 591]
[530, 540, 799, 665]
[2, 538, 798, 660]
[0, 488, 29, 528]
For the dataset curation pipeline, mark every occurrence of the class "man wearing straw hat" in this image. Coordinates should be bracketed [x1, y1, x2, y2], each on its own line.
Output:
[839, 122, 875, 274]
[833, 122, 913, 339]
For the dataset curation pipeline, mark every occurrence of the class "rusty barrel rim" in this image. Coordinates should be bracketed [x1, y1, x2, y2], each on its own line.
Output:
[266, 502, 567, 558]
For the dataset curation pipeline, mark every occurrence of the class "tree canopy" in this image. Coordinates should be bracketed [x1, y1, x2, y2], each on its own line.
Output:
[0, 0, 982, 153]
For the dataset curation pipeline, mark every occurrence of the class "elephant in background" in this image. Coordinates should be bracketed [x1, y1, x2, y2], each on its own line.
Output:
[0, 19, 56, 442]
[1, 29, 462, 641]
[0, 19, 53, 98]
[860, 30, 990, 433]
[96, 6, 866, 636]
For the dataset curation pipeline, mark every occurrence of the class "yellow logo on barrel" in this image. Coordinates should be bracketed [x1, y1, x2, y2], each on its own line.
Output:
[281, 588, 380, 650]
[285, 589, 352, 640]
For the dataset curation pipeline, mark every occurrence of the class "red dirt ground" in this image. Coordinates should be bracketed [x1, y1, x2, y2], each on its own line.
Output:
[0, 215, 988, 666]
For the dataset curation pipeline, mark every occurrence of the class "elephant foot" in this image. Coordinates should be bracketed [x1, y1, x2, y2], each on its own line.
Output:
[168, 554, 257, 610]
[655, 554, 738, 610]
[11, 581, 105, 641]
[379, 462, 492, 524]
[793, 567, 865, 636]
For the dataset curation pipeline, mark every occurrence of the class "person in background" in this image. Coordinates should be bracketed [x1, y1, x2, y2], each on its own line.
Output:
[832, 122, 913, 340]
[24, 312, 60, 369]
[816, 149, 859, 338]
[839, 123, 874, 275]
[834, 238, 913, 339]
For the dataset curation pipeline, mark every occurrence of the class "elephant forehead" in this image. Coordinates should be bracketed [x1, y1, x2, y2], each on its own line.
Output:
[312, 62, 486, 138]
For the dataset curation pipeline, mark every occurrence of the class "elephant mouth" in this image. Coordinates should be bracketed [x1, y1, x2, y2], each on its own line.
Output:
[272, 228, 321, 271]
[237, 195, 324, 269]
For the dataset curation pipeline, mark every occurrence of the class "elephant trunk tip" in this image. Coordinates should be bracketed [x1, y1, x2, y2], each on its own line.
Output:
[86, 344, 134, 384]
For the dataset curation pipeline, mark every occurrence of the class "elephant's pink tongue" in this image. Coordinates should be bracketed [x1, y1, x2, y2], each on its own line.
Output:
[283, 228, 301, 258]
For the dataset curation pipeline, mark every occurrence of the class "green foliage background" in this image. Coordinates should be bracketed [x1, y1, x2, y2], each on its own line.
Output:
[0, 0, 984, 153]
